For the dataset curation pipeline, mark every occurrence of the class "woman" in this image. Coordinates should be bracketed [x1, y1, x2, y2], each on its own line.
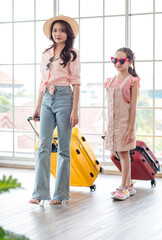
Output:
[29, 15, 80, 205]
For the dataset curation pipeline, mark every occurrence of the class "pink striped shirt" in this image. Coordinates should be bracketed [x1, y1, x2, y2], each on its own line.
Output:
[104, 75, 140, 103]
[40, 47, 81, 95]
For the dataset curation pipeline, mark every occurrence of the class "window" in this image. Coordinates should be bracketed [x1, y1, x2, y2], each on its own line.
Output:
[130, 0, 162, 161]
[0, 0, 54, 160]
[58, 0, 162, 164]
[0, 0, 162, 168]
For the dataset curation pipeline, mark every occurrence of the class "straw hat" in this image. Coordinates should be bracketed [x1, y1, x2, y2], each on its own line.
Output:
[43, 15, 79, 39]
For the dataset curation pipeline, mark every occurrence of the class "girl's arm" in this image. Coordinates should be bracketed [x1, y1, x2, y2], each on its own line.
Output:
[129, 80, 138, 130]
[70, 84, 80, 127]
[125, 80, 138, 144]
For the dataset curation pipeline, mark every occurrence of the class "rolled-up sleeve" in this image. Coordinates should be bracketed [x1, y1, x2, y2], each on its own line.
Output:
[69, 50, 81, 85]
[40, 53, 45, 82]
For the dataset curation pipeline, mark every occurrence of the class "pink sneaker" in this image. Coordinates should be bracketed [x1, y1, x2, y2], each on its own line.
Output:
[112, 185, 130, 200]
[128, 184, 136, 196]
[111, 183, 136, 196]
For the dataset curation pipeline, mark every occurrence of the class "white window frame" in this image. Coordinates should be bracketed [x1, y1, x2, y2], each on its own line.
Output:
[0, 0, 161, 176]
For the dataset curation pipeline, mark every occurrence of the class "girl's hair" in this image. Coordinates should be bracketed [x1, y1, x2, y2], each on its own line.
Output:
[44, 20, 77, 67]
[116, 47, 139, 77]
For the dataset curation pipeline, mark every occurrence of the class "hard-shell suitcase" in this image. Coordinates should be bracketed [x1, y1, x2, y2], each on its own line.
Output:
[110, 140, 160, 186]
[50, 127, 104, 191]
[27, 117, 103, 191]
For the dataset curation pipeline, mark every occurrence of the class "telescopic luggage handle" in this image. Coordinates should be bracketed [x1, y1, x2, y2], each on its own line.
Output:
[27, 116, 40, 137]
[101, 135, 105, 140]
[27, 116, 40, 121]
[27, 116, 58, 148]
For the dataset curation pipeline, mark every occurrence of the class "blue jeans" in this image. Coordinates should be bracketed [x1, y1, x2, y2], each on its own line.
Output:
[32, 86, 73, 201]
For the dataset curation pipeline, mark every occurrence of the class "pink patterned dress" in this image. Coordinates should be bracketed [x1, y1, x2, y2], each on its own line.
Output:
[104, 75, 140, 152]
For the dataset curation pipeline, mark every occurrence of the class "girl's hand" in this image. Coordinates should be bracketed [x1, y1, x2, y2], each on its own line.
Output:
[124, 129, 134, 144]
[32, 108, 41, 122]
[70, 110, 79, 127]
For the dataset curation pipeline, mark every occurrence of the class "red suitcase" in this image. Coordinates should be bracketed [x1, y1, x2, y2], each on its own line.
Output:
[110, 140, 160, 186]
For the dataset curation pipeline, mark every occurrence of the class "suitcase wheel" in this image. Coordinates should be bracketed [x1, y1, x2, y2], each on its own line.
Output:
[100, 167, 104, 173]
[151, 179, 156, 187]
[90, 184, 96, 191]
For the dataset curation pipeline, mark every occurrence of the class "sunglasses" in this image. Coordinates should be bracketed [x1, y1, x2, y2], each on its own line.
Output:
[46, 56, 54, 70]
[111, 57, 130, 65]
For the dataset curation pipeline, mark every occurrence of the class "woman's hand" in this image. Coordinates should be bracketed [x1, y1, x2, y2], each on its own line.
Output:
[124, 129, 134, 144]
[70, 110, 79, 127]
[32, 83, 43, 122]
[32, 108, 41, 122]
[71, 85, 79, 127]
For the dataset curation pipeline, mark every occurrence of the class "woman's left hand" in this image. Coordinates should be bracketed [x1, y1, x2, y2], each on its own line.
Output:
[70, 110, 79, 127]
[124, 129, 134, 144]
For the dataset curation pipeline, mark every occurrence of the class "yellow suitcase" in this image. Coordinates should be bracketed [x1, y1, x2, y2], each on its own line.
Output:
[27, 117, 103, 191]
[50, 127, 103, 190]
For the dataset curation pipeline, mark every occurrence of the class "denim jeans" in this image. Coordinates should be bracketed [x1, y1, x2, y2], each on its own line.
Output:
[32, 86, 73, 201]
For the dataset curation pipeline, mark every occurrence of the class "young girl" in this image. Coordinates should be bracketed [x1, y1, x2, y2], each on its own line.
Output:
[104, 47, 140, 200]
[29, 15, 80, 205]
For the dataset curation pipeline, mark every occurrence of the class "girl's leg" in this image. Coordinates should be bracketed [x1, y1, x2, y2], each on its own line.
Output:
[111, 151, 136, 197]
[112, 151, 131, 200]
[127, 170, 132, 187]
[127, 155, 136, 195]
[31, 104, 56, 201]
[118, 151, 131, 189]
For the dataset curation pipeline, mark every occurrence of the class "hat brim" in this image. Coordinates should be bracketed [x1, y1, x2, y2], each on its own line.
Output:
[43, 15, 79, 39]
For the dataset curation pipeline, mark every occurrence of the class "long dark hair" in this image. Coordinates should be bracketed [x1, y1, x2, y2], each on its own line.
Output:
[116, 47, 139, 77]
[45, 20, 77, 67]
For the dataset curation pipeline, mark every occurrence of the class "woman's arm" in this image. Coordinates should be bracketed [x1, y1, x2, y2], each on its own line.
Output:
[32, 84, 43, 122]
[70, 84, 80, 127]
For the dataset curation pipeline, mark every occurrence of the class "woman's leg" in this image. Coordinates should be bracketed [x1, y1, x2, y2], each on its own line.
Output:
[52, 111, 72, 201]
[52, 88, 73, 202]
[31, 104, 56, 201]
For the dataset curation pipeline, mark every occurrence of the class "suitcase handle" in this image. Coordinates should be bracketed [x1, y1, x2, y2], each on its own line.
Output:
[101, 135, 105, 140]
[27, 116, 58, 148]
[27, 116, 40, 121]
[113, 147, 160, 172]
[27, 116, 40, 137]
[135, 146, 160, 172]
